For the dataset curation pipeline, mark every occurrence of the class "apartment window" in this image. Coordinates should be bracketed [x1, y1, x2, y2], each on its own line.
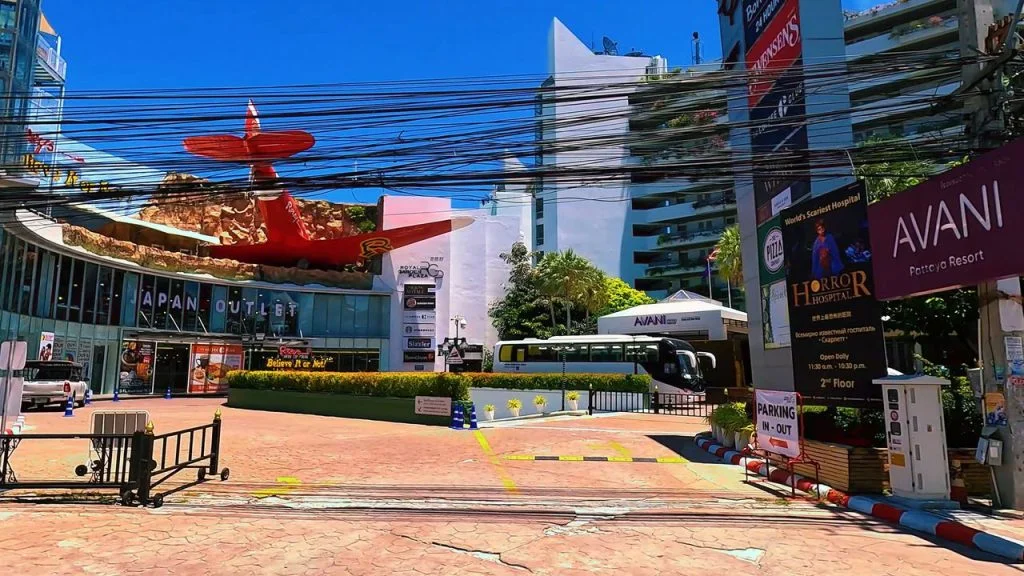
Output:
[726, 217, 736, 225]
[535, 197, 544, 219]
[536, 224, 545, 246]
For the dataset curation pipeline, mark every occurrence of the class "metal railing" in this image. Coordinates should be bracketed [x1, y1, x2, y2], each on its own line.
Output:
[0, 412, 228, 507]
[588, 389, 720, 418]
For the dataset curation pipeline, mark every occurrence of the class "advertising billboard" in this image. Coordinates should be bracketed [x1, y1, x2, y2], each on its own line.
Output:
[744, 0, 802, 107]
[188, 344, 244, 394]
[781, 182, 886, 403]
[868, 138, 1024, 300]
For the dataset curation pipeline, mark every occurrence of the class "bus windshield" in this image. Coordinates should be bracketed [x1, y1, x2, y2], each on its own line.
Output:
[678, 353, 701, 381]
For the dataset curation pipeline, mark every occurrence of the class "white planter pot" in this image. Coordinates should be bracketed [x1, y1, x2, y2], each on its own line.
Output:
[485, 411, 495, 421]
[720, 430, 735, 448]
[712, 425, 723, 443]
[534, 404, 546, 414]
[568, 399, 578, 411]
[509, 407, 521, 417]
[736, 431, 751, 450]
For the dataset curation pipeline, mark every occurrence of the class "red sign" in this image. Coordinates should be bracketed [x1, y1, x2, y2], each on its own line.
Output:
[745, 0, 801, 107]
[868, 138, 1024, 300]
[278, 346, 310, 359]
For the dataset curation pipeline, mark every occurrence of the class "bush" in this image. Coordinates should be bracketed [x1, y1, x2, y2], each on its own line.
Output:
[464, 372, 649, 393]
[226, 371, 471, 400]
[709, 402, 751, 434]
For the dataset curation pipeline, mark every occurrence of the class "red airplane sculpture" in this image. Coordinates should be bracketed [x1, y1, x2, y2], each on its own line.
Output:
[183, 100, 470, 269]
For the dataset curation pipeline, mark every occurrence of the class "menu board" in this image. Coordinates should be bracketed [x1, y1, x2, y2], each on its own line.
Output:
[189, 344, 244, 394]
[119, 340, 155, 395]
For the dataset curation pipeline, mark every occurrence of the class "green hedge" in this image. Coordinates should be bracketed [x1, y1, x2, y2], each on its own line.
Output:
[226, 371, 471, 400]
[226, 371, 650, 398]
[464, 372, 650, 393]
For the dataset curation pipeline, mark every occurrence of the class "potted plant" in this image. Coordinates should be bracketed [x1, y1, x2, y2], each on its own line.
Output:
[533, 394, 548, 414]
[507, 398, 522, 417]
[566, 390, 580, 411]
[735, 424, 755, 451]
[484, 404, 496, 421]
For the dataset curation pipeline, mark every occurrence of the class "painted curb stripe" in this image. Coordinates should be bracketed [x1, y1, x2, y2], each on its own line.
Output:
[694, 433, 1024, 563]
[500, 455, 687, 464]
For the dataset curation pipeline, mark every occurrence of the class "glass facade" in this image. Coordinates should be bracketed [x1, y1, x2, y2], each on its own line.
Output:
[0, 228, 392, 394]
[0, 0, 40, 166]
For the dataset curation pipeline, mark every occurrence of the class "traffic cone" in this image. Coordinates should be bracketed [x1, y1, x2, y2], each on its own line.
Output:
[84, 389, 92, 406]
[450, 404, 464, 430]
[63, 394, 74, 417]
[113, 386, 120, 402]
[164, 385, 172, 400]
[468, 404, 479, 430]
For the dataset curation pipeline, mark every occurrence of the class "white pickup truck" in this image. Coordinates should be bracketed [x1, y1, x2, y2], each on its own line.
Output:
[21, 361, 89, 409]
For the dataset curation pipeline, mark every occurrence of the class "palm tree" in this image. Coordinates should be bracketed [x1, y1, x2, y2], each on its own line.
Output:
[536, 250, 605, 332]
[714, 225, 743, 287]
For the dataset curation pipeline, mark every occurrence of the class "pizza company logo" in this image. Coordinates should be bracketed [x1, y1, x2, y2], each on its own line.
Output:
[763, 227, 784, 273]
[359, 238, 393, 258]
[790, 271, 871, 308]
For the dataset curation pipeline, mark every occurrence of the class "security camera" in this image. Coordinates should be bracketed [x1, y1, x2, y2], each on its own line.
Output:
[459, 319, 467, 329]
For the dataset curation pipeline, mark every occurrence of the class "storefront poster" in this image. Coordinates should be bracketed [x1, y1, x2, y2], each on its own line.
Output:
[119, 340, 155, 395]
[985, 392, 1008, 426]
[38, 332, 54, 361]
[189, 344, 243, 394]
[759, 216, 790, 349]
[1005, 336, 1024, 377]
[781, 181, 887, 403]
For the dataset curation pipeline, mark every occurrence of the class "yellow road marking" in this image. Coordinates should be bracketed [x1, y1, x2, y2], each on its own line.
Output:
[504, 455, 536, 461]
[656, 457, 687, 464]
[253, 476, 302, 498]
[606, 456, 634, 463]
[474, 431, 518, 493]
[607, 441, 633, 459]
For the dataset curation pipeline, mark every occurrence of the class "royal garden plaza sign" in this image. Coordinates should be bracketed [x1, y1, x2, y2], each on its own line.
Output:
[755, 389, 800, 458]
[868, 138, 1024, 300]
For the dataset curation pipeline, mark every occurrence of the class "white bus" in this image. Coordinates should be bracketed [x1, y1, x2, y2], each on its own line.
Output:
[492, 335, 716, 394]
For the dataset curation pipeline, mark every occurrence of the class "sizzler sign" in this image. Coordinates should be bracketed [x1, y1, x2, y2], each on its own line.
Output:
[745, 0, 801, 107]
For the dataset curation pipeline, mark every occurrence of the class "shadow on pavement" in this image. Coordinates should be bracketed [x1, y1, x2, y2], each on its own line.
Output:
[647, 434, 730, 464]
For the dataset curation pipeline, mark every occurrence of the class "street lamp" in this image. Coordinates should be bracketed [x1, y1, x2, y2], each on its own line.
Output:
[881, 315, 891, 372]
[442, 315, 468, 372]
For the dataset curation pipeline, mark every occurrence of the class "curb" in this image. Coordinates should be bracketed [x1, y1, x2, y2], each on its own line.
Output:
[694, 433, 1024, 562]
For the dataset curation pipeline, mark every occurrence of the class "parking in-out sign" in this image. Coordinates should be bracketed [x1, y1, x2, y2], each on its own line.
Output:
[763, 227, 784, 273]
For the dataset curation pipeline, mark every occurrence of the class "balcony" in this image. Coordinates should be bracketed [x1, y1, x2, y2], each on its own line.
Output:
[34, 36, 66, 85]
[844, 0, 954, 41]
[851, 80, 959, 129]
[846, 13, 957, 60]
[645, 228, 724, 251]
[643, 195, 737, 226]
[645, 258, 708, 279]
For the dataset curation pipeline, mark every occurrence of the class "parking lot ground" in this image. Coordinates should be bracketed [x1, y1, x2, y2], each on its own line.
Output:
[1, 399, 1022, 575]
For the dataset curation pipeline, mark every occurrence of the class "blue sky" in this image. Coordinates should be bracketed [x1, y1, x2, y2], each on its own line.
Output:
[40, 0, 869, 208]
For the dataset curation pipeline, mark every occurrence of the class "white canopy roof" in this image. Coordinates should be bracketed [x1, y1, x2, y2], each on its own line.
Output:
[598, 290, 747, 340]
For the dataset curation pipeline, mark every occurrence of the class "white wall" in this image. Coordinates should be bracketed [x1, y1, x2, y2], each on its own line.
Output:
[381, 191, 528, 371]
[543, 18, 651, 282]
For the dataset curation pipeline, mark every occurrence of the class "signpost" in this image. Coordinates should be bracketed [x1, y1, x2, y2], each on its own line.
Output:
[414, 396, 452, 417]
[754, 389, 801, 458]
[0, 341, 28, 434]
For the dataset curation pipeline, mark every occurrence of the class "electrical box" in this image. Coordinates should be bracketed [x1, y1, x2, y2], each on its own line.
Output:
[875, 375, 951, 501]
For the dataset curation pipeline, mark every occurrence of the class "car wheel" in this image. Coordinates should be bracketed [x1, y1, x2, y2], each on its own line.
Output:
[76, 393, 85, 408]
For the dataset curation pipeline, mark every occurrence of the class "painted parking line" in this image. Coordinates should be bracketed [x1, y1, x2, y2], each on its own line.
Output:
[473, 430, 519, 494]
[502, 455, 688, 464]
[253, 476, 302, 498]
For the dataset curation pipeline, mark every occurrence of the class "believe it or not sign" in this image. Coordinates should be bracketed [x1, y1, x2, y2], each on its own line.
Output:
[754, 389, 800, 458]
[414, 396, 452, 417]
[868, 137, 1024, 300]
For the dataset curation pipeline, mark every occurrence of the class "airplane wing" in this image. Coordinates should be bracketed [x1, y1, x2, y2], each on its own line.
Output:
[294, 217, 474, 267]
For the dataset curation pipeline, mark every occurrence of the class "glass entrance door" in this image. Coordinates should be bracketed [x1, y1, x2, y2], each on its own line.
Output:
[153, 343, 191, 395]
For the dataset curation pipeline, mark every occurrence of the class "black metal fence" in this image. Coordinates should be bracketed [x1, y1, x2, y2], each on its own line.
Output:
[589, 389, 722, 418]
[0, 412, 228, 507]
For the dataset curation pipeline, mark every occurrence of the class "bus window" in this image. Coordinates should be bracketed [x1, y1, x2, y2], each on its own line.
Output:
[625, 344, 642, 362]
[590, 344, 623, 362]
[515, 346, 526, 362]
[527, 345, 558, 362]
[498, 345, 513, 362]
[564, 344, 589, 362]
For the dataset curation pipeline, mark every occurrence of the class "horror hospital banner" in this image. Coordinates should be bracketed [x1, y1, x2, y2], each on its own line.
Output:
[781, 181, 887, 403]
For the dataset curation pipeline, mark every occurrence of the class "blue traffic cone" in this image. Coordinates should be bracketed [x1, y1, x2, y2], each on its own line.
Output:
[112, 386, 120, 402]
[84, 389, 92, 406]
[450, 404, 464, 430]
[468, 404, 478, 430]
[63, 394, 74, 417]
[164, 385, 172, 400]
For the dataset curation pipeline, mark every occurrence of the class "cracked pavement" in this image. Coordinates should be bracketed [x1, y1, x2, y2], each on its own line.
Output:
[1, 398, 1021, 574]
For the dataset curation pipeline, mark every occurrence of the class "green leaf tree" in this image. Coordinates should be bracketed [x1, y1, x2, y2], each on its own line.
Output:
[536, 249, 605, 332]
[488, 241, 562, 340]
[714, 225, 743, 287]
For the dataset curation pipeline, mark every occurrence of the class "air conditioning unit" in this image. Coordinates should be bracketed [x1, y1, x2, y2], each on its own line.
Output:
[647, 56, 668, 77]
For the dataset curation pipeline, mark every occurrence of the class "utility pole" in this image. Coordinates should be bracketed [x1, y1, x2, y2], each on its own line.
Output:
[960, 0, 1024, 508]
